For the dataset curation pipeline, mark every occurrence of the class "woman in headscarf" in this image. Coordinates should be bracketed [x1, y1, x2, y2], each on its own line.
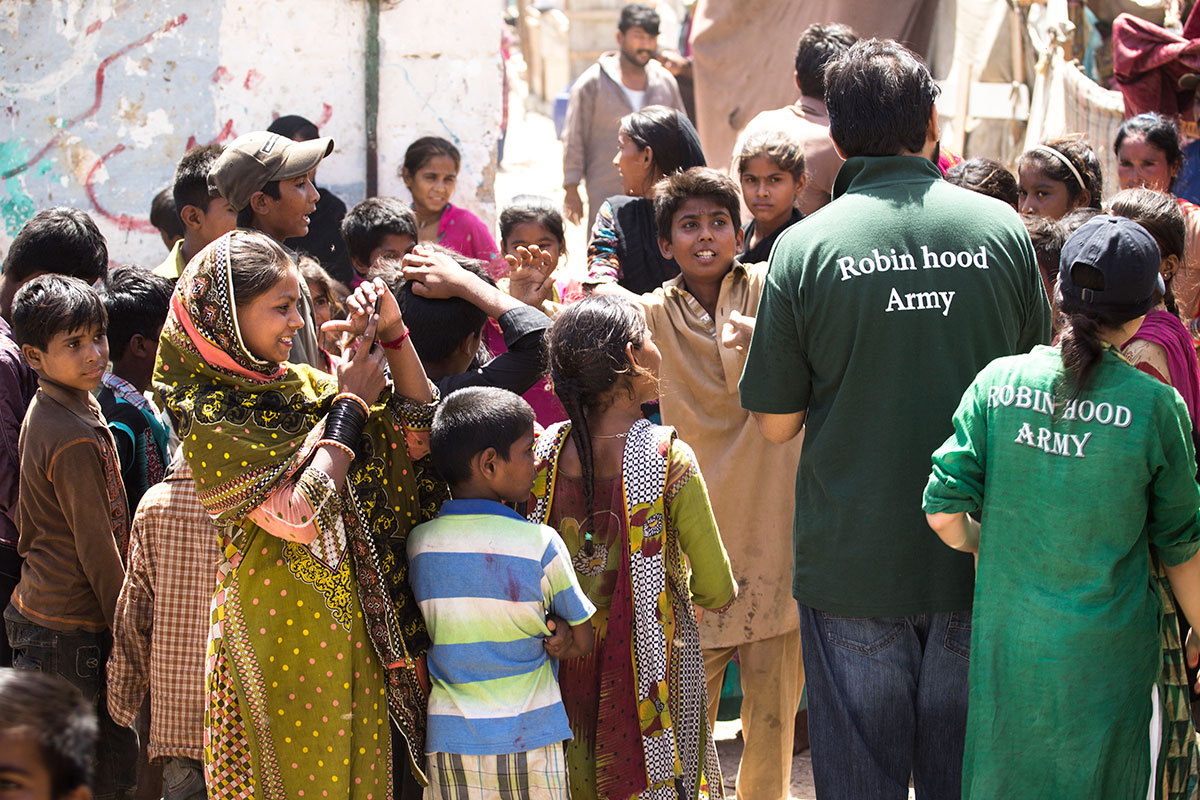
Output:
[154, 229, 446, 799]
[585, 106, 707, 294]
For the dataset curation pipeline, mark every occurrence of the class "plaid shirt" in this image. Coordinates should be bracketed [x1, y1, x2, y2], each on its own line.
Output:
[107, 458, 219, 761]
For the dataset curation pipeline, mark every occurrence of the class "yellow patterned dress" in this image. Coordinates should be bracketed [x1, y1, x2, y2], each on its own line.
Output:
[154, 232, 446, 800]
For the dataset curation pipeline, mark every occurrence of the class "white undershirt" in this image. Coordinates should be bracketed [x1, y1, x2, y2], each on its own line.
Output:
[621, 85, 646, 111]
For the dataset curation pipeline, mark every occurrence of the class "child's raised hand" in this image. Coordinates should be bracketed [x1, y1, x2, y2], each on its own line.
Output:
[505, 245, 555, 307]
[543, 614, 571, 659]
[401, 244, 474, 300]
[720, 310, 756, 353]
[322, 278, 405, 345]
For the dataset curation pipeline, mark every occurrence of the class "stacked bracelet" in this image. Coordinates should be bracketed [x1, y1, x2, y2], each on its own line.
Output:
[379, 325, 411, 351]
[316, 439, 356, 460]
[322, 396, 369, 456]
[333, 392, 370, 415]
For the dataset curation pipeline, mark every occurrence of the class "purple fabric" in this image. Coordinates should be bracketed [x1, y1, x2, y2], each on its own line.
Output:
[1128, 309, 1200, 432]
[0, 316, 38, 545]
[436, 203, 506, 280]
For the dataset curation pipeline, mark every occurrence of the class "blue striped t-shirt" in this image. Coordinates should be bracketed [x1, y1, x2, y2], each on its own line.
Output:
[407, 498, 596, 755]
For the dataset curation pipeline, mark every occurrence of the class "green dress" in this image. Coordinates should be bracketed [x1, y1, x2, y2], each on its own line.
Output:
[924, 345, 1200, 799]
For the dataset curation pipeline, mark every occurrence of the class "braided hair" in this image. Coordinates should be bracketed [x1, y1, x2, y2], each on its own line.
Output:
[547, 295, 656, 547]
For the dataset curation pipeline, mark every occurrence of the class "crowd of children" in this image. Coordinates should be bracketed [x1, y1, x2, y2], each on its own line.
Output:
[7, 24, 1200, 800]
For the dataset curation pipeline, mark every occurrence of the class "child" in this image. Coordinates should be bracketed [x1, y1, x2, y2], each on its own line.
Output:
[735, 130, 805, 263]
[208, 130, 335, 371]
[408, 386, 595, 798]
[498, 195, 579, 426]
[340, 196, 419, 286]
[401, 136, 505, 278]
[108, 450, 220, 800]
[924, 215, 1200, 798]
[944, 157, 1019, 210]
[297, 253, 348, 370]
[385, 244, 552, 398]
[530, 294, 737, 800]
[596, 167, 804, 799]
[0, 207, 109, 667]
[149, 187, 184, 252]
[98, 265, 174, 514]
[0, 668, 98, 800]
[154, 143, 237, 280]
[5, 274, 137, 799]
[1022, 214, 1065, 311]
[1016, 137, 1104, 219]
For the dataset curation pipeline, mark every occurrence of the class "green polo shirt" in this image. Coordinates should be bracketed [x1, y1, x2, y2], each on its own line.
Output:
[739, 155, 1050, 617]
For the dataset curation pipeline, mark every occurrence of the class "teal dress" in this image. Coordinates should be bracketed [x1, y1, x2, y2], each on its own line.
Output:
[924, 345, 1200, 799]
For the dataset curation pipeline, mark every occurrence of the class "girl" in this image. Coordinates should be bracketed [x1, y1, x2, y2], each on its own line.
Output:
[585, 106, 707, 294]
[1016, 137, 1104, 219]
[527, 296, 737, 800]
[498, 195, 580, 426]
[735, 130, 805, 263]
[924, 215, 1200, 799]
[153, 230, 446, 798]
[945, 157, 1019, 210]
[1109, 187, 1200, 799]
[401, 136, 505, 279]
[298, 253, 348, 369]
[1114, 112, 1200, 326]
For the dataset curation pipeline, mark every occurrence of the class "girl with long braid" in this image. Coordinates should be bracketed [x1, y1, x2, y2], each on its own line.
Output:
[526, 296, 736, 800]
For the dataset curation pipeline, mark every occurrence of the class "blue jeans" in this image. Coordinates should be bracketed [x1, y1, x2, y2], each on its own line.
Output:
[4, 604, 138, 800]
[798, 603, 971, 800]
[162, 756, 206, 800]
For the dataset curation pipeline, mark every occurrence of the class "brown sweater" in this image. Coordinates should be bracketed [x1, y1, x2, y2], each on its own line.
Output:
[13, 377, 129, 631]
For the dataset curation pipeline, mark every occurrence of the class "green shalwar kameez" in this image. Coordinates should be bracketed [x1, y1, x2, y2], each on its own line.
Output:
[924, 345, 1200, 799]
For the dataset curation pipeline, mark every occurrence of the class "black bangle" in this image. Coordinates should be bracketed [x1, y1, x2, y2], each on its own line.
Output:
[324, 397, 368, 454]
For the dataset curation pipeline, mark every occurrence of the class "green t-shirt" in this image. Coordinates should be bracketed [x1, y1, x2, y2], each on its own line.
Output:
[739, 155, 1050, 616]
[923, 346, 1200, 796]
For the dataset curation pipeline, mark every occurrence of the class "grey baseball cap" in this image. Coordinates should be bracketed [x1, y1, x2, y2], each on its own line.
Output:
[208, 131, 333, 212]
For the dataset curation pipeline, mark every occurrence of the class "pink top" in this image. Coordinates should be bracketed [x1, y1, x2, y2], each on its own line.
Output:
[437, 203, 507, 279]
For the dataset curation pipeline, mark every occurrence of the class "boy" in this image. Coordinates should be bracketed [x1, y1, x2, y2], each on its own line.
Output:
[0, 208, 109, 666]
[735, 130, 805, 264]
[0, 668, 98, 800]
[408, 386, 594, 798]
[98, 266, 174, 514]
[149, 188, 183, 253]
[154, 144, 237, 280]
[596, 167, 804, 800]
[5, 275, 138, 799]
[386, 244, 552, 396]
[208, 130, 333, 370]
[108, 451, 219, 800]
[341, 196, 418, 284]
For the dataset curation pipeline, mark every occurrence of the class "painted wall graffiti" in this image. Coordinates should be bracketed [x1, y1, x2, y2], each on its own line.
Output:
[0, 0, 503, 267]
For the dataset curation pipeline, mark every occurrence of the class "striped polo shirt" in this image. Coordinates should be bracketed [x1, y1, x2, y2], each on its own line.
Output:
[408, 498, 595, 755]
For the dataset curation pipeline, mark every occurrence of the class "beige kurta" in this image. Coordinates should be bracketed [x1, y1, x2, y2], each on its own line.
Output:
[640, 261, 803, 648]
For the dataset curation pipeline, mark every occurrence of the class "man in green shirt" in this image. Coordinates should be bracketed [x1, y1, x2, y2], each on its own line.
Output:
[739, 38, 1050, 799]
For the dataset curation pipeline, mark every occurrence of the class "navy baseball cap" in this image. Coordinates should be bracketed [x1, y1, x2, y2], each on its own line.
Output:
[1059, 214, 1163, 318]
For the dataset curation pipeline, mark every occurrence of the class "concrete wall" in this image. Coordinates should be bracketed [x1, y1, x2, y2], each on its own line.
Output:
[0, 0, 504, 267]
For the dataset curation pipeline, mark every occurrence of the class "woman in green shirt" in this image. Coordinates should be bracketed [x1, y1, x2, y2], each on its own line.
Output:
[924, 215, 1200, 799]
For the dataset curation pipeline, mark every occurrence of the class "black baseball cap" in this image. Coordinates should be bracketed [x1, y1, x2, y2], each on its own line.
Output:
[1059, 214, 1163, 318]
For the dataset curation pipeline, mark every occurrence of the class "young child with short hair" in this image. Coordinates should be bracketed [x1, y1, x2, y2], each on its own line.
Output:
[340, 196, 419, 286]
[154, 143, 236, 280]
[402, 136, 505, 278]
[5, 274, 138, 799]
[0, 208, 109, 667]
[0, 667, 98, 800]
[98, 265, 174, 514]
[150, 187, 184, 252]
[297, 254, 348, 370]
[409, 386, 595, 798]
[595, 166, 804, 799]
[382, 244, 553, 397]
[735, 130, 806, 263]
[208, 130, 335, 371]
